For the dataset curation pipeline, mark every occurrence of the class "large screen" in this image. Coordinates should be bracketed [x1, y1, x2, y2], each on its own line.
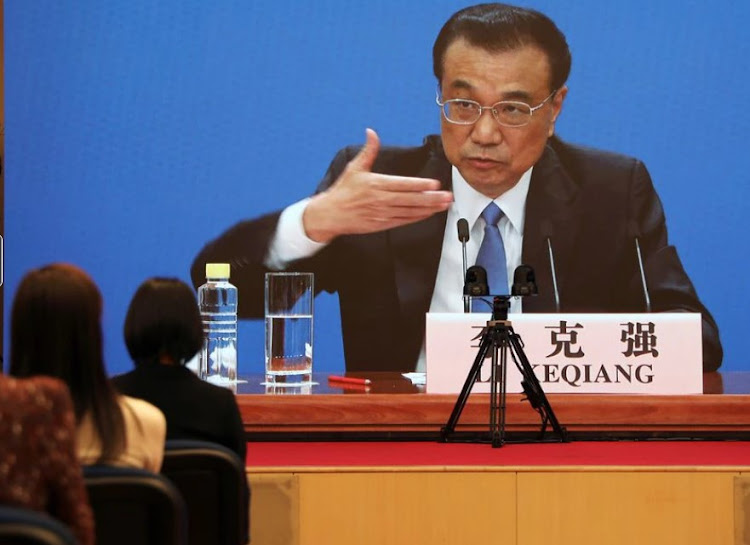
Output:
[4, 1, 748, 376]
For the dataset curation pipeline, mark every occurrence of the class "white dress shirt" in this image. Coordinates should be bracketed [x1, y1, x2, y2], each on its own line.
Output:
[265, 197, 325, 269]
[414, 166, 531, 371]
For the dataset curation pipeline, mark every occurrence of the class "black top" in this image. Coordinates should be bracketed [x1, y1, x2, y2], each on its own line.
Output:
[112, 364, 246, 464]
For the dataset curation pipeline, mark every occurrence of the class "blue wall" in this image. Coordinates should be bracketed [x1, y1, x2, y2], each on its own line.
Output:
[5, 1, 749, 376]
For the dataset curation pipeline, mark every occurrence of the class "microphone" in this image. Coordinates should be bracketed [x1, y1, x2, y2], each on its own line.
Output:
[464, 265, 489, 297]
[540, 221, 561, 312]
[490, 265, 537, 320]
[629, 221, 652, 312]
[511, 265, 538, 297]
[457, 219, 470, 313]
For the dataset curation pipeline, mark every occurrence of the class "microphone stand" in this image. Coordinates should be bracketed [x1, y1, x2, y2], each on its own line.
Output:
[440, 295, 568, 447]
[458, 218, 470, 313]
[462, 242, 470, 314]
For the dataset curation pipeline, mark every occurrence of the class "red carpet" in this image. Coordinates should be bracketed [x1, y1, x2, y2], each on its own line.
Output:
[247, 440, 750, 467]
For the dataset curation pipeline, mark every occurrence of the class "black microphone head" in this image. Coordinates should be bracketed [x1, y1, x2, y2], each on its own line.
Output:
[457, 218, 470, 243]
[511, 264, 538, 296]
[464, 265, 489, 296]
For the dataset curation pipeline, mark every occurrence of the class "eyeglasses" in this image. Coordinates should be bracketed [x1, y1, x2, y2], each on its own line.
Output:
[436, 89, 557, 128]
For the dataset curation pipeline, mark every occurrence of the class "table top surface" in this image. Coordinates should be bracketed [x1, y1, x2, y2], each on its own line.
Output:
[231, 371, 745, 396]
[230, 371, 750, 440]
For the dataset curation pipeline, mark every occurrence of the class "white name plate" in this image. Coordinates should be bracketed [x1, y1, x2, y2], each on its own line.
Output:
[425, 313, 702, 395]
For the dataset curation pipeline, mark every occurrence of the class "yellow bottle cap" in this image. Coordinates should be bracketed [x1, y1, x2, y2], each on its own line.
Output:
[205, 263, 230, 279]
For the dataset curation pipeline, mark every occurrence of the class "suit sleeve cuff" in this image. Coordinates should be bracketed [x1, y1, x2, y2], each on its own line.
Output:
[265, 198, 328, 269]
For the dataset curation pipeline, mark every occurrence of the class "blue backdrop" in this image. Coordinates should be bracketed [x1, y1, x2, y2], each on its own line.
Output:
[5, 1, 749, 376]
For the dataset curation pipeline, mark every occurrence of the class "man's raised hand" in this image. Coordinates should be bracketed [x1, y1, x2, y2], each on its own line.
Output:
[303, 128, 453, 243]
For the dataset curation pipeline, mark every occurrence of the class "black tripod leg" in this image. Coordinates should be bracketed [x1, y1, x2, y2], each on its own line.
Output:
[440, 331, 494, 441]
[488, 330, 512, 448]
[489, 339, 499, 445]
[495, 336, 510, 448]
[507, 328, 568, 441]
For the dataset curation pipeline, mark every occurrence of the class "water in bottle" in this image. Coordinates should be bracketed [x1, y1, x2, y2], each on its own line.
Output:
[198, 263, 238, 385]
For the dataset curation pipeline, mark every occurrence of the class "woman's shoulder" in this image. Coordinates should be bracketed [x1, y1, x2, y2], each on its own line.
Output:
[117, 395, 166, 472]
[119, 394, 166, 432]
[175, 370, 238, 402]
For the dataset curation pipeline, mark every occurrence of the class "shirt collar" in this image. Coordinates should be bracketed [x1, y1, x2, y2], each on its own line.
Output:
[451, 166, 532, 234]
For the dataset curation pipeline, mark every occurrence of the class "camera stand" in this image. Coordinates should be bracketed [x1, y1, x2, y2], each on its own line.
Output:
[440, 296, 568, 447]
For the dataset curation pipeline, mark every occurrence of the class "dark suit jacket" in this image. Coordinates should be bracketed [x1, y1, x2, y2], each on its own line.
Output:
[191, 135, 722, 372]
[112, 364, 246, 462]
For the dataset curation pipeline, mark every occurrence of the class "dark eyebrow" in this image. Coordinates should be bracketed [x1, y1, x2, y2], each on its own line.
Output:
[445, 80, 534, 103]
[446, 79, 475, 92]
[498, 90, 533, 102]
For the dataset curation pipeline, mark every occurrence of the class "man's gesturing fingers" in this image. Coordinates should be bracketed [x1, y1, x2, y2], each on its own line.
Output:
[302, 129, 452, 242]
[348, 128, 380, 172]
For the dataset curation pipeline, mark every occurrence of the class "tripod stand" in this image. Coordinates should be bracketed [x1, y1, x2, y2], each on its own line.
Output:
[440, 296, 568, 447]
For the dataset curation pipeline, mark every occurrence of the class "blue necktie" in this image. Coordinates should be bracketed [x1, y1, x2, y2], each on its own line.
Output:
[475, 202, 509, 295]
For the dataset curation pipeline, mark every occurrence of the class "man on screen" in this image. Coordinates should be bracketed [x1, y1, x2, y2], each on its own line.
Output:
[191, 3, 722, 372]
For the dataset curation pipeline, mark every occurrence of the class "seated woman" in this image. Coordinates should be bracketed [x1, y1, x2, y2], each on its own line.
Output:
[0, 374, 94, 545]
[113, 277, 249, 542]
[9, 263, 166, 472]
[113, 277, 246, 462]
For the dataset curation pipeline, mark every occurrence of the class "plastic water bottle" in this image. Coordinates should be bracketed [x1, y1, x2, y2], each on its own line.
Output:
[198, 263, 238, 385]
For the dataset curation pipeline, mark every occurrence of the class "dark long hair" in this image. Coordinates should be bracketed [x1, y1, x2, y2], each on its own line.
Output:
[124, 277, 203, 367]
[9, 263, 126, 463]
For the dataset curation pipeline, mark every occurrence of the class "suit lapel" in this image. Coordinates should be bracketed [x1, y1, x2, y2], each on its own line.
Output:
[389, 145, 452, 318]
[522, 142, 581, 312]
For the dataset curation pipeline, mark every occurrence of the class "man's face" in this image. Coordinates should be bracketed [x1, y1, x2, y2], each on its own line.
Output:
[439, 39, 566, 198]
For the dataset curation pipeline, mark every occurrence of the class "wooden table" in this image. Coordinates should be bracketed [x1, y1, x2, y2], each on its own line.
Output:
[235, 371, 750, 440]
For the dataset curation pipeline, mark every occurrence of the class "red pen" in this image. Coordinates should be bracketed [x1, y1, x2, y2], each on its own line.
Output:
[328, 375, 372, 386]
